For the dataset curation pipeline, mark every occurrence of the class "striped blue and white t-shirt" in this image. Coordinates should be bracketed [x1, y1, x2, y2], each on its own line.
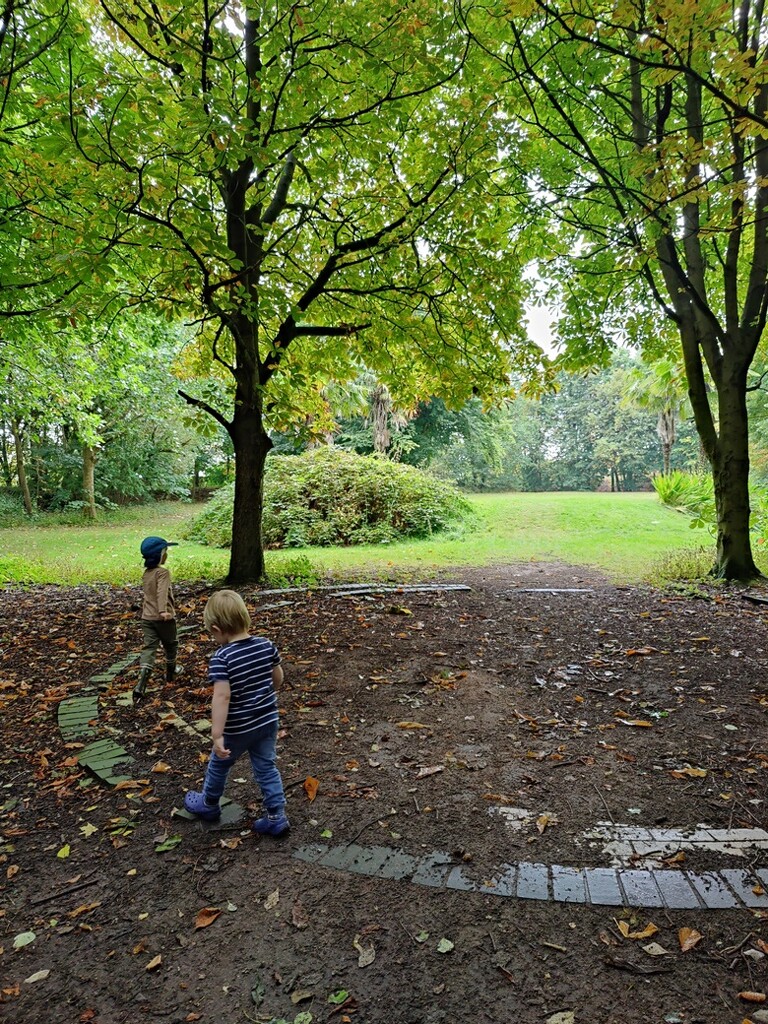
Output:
[208, 636, 281, 736]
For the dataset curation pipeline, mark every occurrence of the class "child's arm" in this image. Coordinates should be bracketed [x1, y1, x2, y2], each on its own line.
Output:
[272, 664, 284, 687]
[156, 569, 174, 620]
[211, 681, 231, 758]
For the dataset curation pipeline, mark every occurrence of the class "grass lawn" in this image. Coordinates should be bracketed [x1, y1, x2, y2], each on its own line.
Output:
[0, 492, 711, 587]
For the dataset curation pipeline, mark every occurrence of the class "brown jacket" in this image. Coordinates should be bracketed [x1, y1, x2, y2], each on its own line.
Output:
[141, 566, 175, 621]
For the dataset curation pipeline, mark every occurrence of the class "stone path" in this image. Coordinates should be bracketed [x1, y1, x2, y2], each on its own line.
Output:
[58, 649, 768, 912]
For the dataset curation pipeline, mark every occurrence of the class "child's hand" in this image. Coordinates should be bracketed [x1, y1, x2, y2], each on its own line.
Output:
[160, 612, 174, 621]
[212, 737, 231, 759]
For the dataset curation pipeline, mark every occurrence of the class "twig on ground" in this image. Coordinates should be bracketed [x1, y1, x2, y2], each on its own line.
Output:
[31, 870, 101, 906]
[347, 810, 397, 846]
[592, 781, 614, 823]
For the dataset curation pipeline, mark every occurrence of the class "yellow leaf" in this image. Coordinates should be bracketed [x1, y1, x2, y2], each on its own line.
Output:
[618, 719, 653, 728]
[396, 721, 429, 729]
[616, 919, 658, 940]
[303, 776, 319, 801]
[678, 927, 703, 952]
[670, 767, 707, 778]
[194, 907, 221, 930]
[67, 902, 101, 919]
[151, 761, 172, 773]
[536, 814, 553, 834]
[145, 954, 162, 971]
[56, 845, 70, 859]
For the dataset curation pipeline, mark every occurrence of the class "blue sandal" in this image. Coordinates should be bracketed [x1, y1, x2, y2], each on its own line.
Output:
[184, 790, 221, 821]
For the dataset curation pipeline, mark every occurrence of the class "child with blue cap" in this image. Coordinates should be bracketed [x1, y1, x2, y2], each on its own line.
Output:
[133, 536, 181, 703]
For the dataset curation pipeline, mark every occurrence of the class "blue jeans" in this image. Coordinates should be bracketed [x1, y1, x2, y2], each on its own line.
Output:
[202, 721, 285, 812]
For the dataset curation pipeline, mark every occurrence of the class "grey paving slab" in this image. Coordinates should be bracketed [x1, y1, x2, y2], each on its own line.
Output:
[294, 843, 331, 864]
[516, 862, 549, 901]
[687, 871, 741, 909]
[347, 845, 393, 876]
[719, 869, 768, 909]
[653, 870, 702, 910]
[319, 844, 369, 871]
[551, 865, 587, 904]
[412, 851, 453, 888]
[480, 865, 517, 897]
[584, 868, 624, 906]
[445, 866, 478, 892]
[618, 869, 664, 907]
[375, 849, 421, 881]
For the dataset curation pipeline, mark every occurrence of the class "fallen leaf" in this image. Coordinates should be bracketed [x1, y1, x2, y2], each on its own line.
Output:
[12, 931, 36, 949]
[397, 721, 429, 729]
[194, 907, 221, 930]
[219, 837, 242, 850]
[291, 990, 313, 1004]
[678, 927, 703, 952]
[154, 835, 182, 853]
[264, 889, 280, 911]
[67, 902, 101, 919]
[616, 919, 658, 940]
[353, 935, 376, 967]
[437, 938, 455, 953]
[291, 900, 310, 930]
[624, 647, 657, 656]
[79, 824, 98, 839]
[642, 942, 670, 957]
[23, 969, 51, 984]
[6, 864, 19, 879]
[536, 814, 555, 834]
[617, 719, 653, 728]
[416, 766, 444, 778]
[328, 990, 349, 1004]
[56, 844, 71, 859]
[303, 776, 319, 801]
[151, 761, 172, 773]
[145, 954, 162, 971]
[670, 767, 707, 779]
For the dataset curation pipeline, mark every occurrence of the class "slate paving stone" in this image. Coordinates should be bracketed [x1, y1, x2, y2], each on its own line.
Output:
[374, 849, 420, 881]
[444, 866, 477, 892]
[319, 844, 368, 871]
[618, 869, 664, 907]
[653, 870, 702, 910]
[412, 851, 453, 888]
[718, 869, 768, 909]
[584, 867, 624, 906]
[480, 864, 517, 897]
[347, 845, 393, 876]
[516, 862, 549, 901]
[687, 871, 741, 909]
[551, 865, 587, 904]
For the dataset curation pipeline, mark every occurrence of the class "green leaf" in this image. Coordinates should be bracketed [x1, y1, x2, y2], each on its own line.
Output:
[328, 990, 349, 1004]
[154, 835, 183, 853]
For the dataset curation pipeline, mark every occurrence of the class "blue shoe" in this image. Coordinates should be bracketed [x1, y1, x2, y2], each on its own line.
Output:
[252, 812, 290, 836]
[184, 790, 221, 821]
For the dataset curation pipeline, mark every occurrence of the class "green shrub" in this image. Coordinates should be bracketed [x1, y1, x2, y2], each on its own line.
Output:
[185, 449, 475, 549]
[652, 470, 715, 520]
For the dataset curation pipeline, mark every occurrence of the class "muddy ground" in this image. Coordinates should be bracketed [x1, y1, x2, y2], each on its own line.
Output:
[2, 562, 768, 1024]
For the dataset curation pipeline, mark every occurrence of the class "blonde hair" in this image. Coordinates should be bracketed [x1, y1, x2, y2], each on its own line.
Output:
[204, 589, 252, 635]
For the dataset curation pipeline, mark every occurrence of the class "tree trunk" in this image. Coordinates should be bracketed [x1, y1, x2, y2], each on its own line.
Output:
[11, 420, 33, 515]
[0, 426, 12, 487]
[711, 371, 758, 579]
[82, 444, 97, 520]
[227, 406, 273, 584]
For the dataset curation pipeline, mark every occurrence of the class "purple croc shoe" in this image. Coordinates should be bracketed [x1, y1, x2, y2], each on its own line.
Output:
[184, 791, 221, 822]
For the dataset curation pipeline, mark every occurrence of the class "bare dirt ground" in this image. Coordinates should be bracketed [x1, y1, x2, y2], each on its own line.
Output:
[2, 562, 768, 1024]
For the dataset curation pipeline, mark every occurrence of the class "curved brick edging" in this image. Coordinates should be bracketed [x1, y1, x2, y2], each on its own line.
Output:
[57, 651, 768, 909]
[293, 841, 768, 912]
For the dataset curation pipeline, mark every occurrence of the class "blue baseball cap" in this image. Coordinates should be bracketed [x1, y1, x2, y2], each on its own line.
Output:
[140, 536, 178, 563]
